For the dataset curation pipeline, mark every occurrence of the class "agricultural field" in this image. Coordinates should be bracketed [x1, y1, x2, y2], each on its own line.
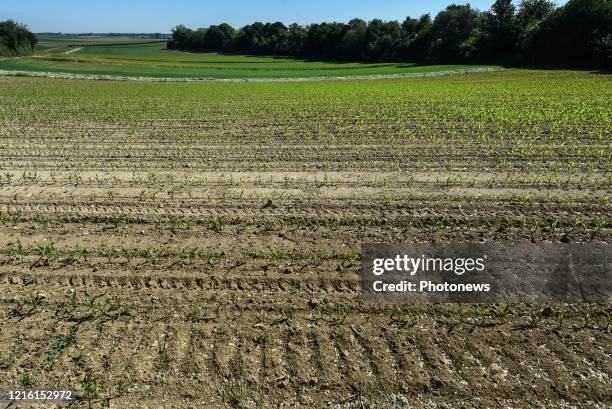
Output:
[0, 69, 610, 408]
[0, 34, 491, 79]
[32, 34, 167, 53]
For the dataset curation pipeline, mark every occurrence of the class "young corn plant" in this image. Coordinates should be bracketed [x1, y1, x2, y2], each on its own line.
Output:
[494, 305, 511, 323]
[81, 371, 100, 409]
[31, 242, 58, 268]
[72, 244, 88, 262]
[529, 309, 543, 328]
[8, 239, 24, 262]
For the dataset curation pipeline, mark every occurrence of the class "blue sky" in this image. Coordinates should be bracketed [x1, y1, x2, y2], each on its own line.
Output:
[1, 0, 565, 33]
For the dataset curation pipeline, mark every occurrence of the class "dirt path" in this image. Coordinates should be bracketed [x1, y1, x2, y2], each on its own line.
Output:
[63, 47, 82, 54]
[0, 66, 504, 83]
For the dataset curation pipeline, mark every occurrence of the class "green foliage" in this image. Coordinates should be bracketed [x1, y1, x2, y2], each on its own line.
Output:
[165, 0, 610, 67]
[0, 37, 485, 79]
[81, 371, 100, 408]
[0, 20, 36, 57]
[525, 0, 612, 66]
[1, 1, 609, 68]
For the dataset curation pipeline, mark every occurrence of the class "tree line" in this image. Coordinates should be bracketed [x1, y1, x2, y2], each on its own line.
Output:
[168, 0, 611, 67]
[0, 20, 37, 57]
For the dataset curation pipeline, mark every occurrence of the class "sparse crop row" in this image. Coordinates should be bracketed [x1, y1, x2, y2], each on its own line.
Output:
[0, 170, 609, 189]
[0, 210, 609, 234]
[0, 240, 359, 268]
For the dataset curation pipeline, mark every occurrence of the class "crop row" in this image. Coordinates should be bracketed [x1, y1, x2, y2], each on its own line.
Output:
[1, 210, 609, 231]
[0, 170, 607, 186]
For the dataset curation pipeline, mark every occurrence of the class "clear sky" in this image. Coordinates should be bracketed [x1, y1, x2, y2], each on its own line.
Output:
[1, 0, 565, 33]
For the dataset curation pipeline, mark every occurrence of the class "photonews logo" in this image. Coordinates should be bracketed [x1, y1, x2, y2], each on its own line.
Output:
[361, 244, 611, 304]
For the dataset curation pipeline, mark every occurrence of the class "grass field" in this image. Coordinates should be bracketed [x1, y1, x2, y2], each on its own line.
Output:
[33, 35, 166, 52]
[0, 69, 610, 407]
[0, 34, 494, 79]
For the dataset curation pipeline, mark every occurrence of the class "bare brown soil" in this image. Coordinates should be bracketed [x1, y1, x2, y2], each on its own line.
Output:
[1, 167, 609, 408]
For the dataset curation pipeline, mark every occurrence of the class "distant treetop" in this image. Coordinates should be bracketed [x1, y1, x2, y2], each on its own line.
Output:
[168, 0, 611, 68]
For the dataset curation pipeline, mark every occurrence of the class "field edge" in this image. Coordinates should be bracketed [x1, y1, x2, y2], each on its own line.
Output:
[0, 66, 504, 82]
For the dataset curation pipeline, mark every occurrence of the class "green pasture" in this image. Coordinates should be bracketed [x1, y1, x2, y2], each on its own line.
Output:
[0, 34, 494, 79]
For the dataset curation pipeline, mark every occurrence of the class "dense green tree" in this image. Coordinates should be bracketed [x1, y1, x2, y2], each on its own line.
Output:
[285, 24, 307, 55]
[303, 22, 347, 58]
[516, 0, 556, 27]
[233, 22, 262, 52]
[428, 4, 481, 62]
[0, 20, 37, 56]
[204, 23, 235, 51]
[166, 0, 610, 68]
[365, 19, 402, 61]
[515, 0, 556, 52]
[479, 0, 518, 58]
[168, 25, 191, 49]
[401, 17, 419, 40]
[400, 14, 433, 60]
[340, 19, 367, 59]
[527, 0, 611, 66]
[192, 28, 207, 49]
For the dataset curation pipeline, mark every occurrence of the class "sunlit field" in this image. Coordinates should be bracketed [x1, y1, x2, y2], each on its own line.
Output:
[0, 69, 610, 407]
[0, 34, 492, 79]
